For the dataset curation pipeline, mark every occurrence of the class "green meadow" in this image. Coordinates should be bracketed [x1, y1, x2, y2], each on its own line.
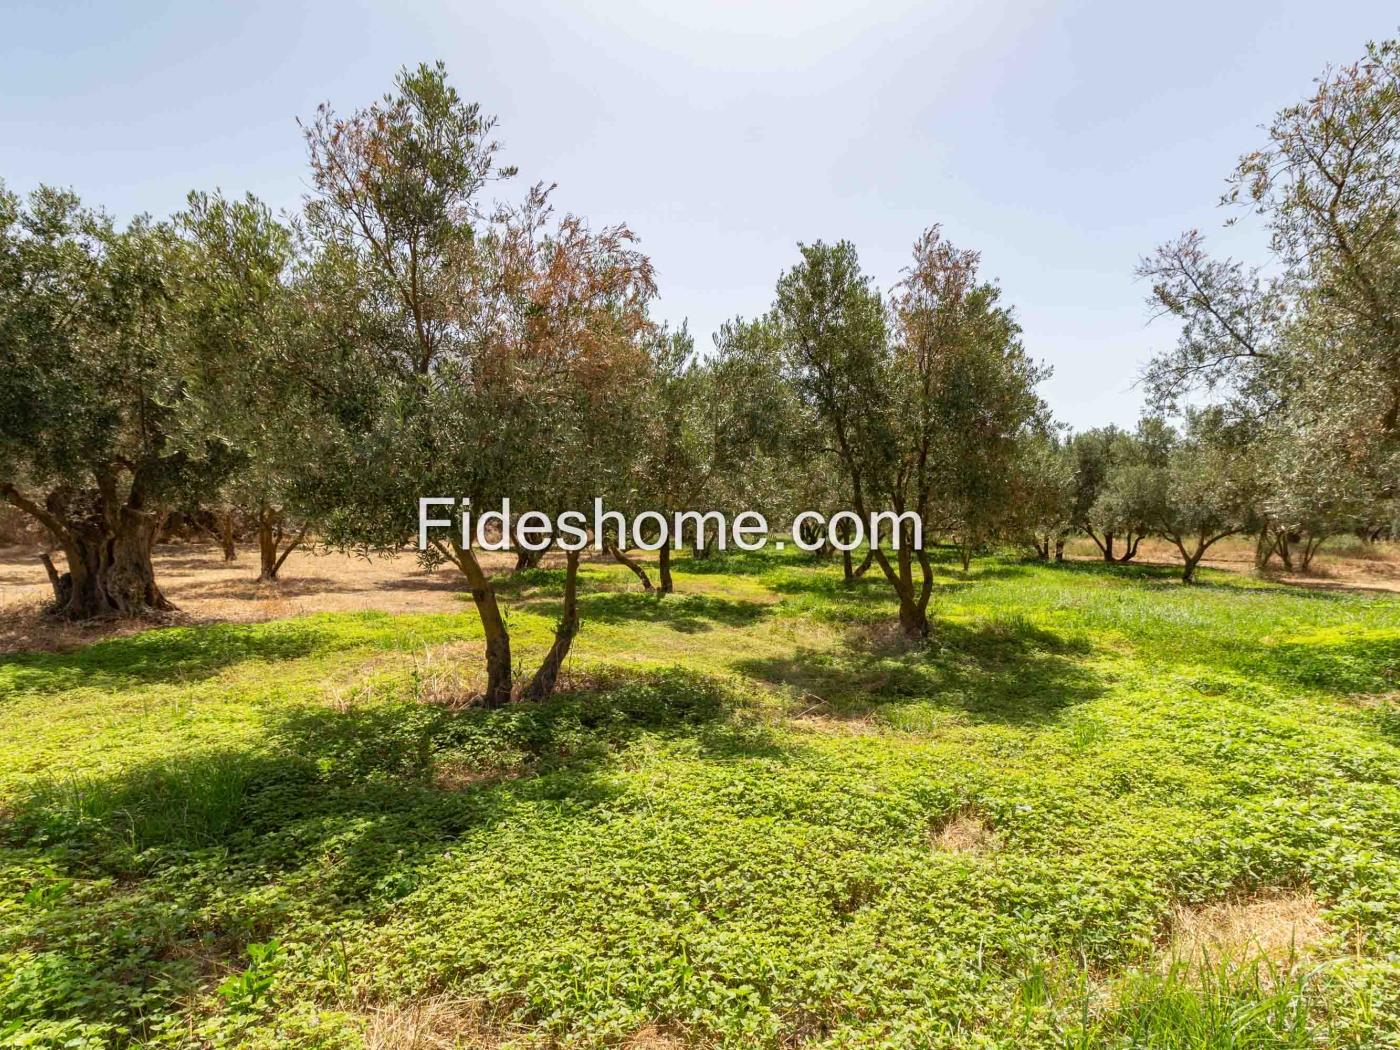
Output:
[2, 549, 1398, 1048]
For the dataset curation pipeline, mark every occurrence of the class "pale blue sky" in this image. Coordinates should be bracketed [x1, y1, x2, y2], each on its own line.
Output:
[3, 1, 1395, 427]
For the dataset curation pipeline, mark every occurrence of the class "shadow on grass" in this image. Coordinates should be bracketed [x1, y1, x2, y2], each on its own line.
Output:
[580, 591, 770, 631]
[0, 619, 336, 696]
[737, 613, 1101, 727]
[1, 666, 775, 1039]
[673, 547, 809, 577]
[506, 589, 772, 634]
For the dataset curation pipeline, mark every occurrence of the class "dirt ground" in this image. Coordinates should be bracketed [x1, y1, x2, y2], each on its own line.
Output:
[0, 543, 515, 652]
[1, 535, 1396, 653]
[1059, 535, 1400, 594]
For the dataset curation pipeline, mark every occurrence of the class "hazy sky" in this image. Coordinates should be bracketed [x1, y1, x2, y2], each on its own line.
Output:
[4, 1, 1396, 428]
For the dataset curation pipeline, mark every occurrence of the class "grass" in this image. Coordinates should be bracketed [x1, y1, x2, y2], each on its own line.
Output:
[1, 547, 1398, 1047]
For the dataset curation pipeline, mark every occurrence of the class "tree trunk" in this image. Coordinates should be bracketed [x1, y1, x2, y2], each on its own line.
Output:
[1102, 531, 1115, 562]
[872, 544, 931, 640]
[256, 505, 305, 581]
[959, 538, 973, 572]
[852, 548, 874, 578]
[446, 541, 513, 708]
[258, 508, 278, 581]
[512, 546, 546, 573]
[897, 591, 930, 639]
[607, 542, 653, 591]
[1181, 554, 1202, 584]
[220, 511, 237, 561]
[842, 546, 854, 580]
[40, 551, 70, 607]
[1116, 532, 1141, 563]
[1254, 525, 1276, 570]
[1053, 535, 1066, 562]
[658, 544, 674, 594]
[60, 512, 173, 618]
[521, 549, 581, 702]
[1298, 533, 1326, 571]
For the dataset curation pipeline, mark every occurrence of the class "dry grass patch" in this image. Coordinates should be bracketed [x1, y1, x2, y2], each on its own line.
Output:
[623, 1024, 690, 1049]
[1162, 890, 1331, 972]
[930, 808, 998, 854]
[363, 995, 503, 1049]
[412, 643, 486, 709]
[432, 759, 520, 792]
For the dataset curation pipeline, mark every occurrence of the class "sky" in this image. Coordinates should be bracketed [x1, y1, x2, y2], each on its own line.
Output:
[3, 0, 1396, 429]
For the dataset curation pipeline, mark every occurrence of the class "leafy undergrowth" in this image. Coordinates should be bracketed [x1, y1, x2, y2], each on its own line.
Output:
[1, 550, 1398, 1047]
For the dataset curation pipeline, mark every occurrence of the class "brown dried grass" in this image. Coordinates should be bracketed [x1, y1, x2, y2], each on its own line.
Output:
[362, 995, 503, 1049]
[930, 809, 998, 854]
[1162, 890, 1331, 972]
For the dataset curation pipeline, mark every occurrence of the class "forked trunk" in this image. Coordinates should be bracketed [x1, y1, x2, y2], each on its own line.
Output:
[897, 593, 930, 639]
[872, 544, 931, 640]
[1298, 534, 1326, 571]
[1254, 525, 1276, 570]
[1181, 556, 1201, 583]
[256, 505, 305, 582]
[522, 548, 581, 702]
[1116, 532, 1141, 563]
[852, 548, 874, 578]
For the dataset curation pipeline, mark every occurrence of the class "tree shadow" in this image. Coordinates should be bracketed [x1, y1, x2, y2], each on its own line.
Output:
[1220, 633, 1400, 697]
[0, 619, 336, 696]
[673, 547, 807, 577]
[1, 668, 776, 1040]
[169, 575, 357, 600]
[737, 614, 1101, 727]
[509, 590, 772, 634]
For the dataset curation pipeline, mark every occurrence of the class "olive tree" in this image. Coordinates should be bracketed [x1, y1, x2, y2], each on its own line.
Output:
[180, 190, 324, 582]
[891, 229, 1047, 572]
[1150, 410, 1263, 583]
[300, 63, 655, 706]
[1007, 428, 1075, 560]
[1069, 426, 1153, 563]
[777, 230, 1043, 638]
[0, 184, 234, 618]
[1141, 38, 1400, 564]
[774, 240, 927, 628]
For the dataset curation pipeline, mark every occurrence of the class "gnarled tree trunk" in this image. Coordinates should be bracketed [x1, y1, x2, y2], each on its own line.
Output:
[872, 542, 932, 640]
[55, 511, 172, 618]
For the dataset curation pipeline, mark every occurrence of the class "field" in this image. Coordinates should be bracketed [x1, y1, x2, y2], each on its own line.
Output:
[1, 544, 1399, 1048]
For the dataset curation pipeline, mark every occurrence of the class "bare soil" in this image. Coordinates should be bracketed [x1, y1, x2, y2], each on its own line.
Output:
[0, 542, 503, 652]
[1061, 535, 1400, 594]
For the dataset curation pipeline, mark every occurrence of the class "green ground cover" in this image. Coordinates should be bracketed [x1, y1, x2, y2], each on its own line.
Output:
[1, 550, 1398, 1047]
